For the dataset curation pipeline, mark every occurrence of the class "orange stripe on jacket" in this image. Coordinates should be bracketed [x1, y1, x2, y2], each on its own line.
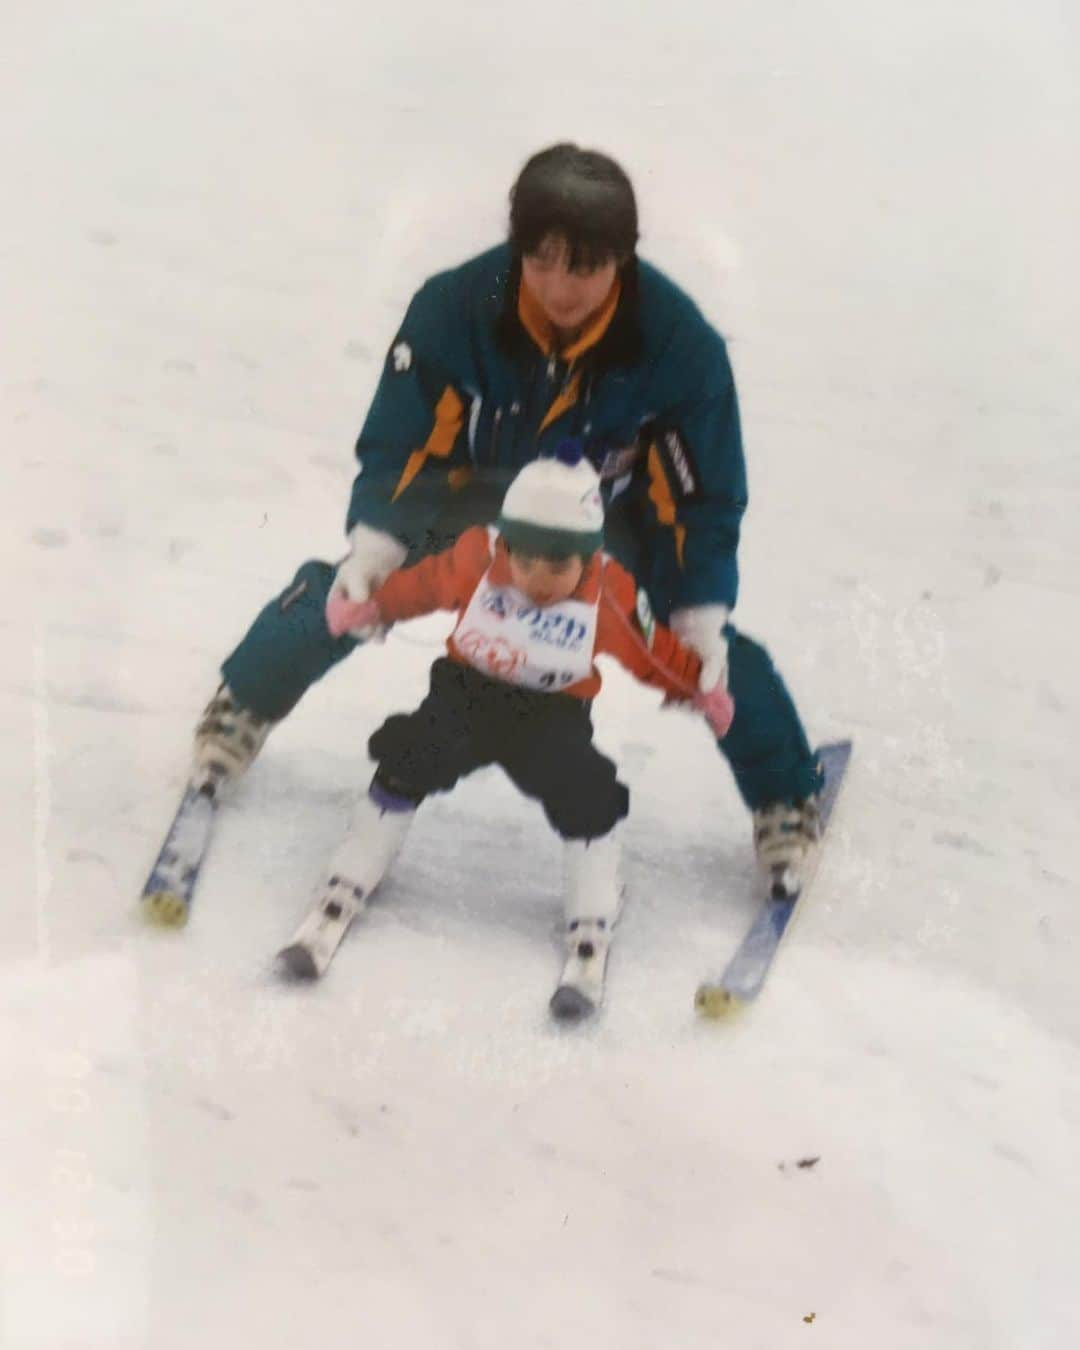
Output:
[370, 526, 702, 702]
[538, 371, 581, 434]
[646, 441, 688, 568]
[390, 386, 465, 503]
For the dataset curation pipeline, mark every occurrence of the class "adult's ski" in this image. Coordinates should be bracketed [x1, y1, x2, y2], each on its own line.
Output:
[140, 780, 219, 927]
[695, 739, 853, 1017]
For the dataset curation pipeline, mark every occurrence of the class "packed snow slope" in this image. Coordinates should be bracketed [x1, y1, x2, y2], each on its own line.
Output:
[3, 2, 1078, 1347]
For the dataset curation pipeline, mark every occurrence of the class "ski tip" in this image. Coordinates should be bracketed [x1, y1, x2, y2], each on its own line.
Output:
[277, 943, 320, 981]
[694, 983, 742, 1020]
[141, 891, 190, 928]
[549, 985, 597, 1021]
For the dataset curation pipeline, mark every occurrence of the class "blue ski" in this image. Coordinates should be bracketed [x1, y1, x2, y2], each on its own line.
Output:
[695, 739, 853, 1016]
[140, 782, 219, 927]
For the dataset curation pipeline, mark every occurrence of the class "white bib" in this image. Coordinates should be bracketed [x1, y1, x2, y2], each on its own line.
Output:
[454, 564, 599, 693]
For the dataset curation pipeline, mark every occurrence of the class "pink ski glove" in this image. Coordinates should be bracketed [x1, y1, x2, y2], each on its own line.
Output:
[326, 593, 381, 639]
[694, 684, 736, 740]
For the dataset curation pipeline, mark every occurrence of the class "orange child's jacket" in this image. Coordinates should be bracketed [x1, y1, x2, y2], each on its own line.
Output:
[370, 526, 704, 703]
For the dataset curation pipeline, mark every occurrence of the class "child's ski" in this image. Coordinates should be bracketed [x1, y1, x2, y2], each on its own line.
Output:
[550, 919, 612, 1020]
[277, 877, 366, 979]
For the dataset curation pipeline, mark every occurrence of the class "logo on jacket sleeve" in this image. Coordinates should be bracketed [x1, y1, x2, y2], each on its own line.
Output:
[391, 341, 413, 373]
[657, 427, 703, 502]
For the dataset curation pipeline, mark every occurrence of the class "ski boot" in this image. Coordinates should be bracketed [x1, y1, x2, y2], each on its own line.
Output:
[192, 682, 272, 792]
[752, 796, 822, 899]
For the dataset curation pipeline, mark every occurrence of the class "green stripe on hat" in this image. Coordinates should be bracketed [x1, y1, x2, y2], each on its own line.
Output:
[497, 514, 603, 559]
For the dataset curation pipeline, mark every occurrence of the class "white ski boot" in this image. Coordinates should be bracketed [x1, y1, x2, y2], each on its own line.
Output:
[192, 683, 272, 790]
[278, 783, 416, 979]
[550, 831, 622, 1020]
[752, 796, 822, 899]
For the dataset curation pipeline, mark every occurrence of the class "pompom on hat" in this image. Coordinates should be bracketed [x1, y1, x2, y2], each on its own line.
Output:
[497, 441, 604, 559]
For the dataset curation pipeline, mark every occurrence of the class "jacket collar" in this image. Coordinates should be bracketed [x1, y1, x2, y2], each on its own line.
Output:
[516, 277, 622, 363]
[497, 254, 643, 371]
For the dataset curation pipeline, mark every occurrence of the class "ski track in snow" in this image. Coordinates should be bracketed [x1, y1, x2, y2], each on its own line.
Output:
[3, 2, 1079, 1346]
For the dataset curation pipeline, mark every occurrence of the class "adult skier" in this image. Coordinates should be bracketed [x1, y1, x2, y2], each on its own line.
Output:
[193, 141, 823, 898]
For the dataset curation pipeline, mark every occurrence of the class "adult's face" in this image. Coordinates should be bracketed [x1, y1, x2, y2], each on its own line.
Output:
[520, 235, 619, 338]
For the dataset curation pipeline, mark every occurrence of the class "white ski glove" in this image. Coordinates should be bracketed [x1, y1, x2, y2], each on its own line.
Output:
[669, 605, 731, 693]
[328, 523, 408, 640]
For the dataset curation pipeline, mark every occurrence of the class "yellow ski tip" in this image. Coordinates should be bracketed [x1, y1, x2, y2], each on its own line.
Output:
[141, 891, 190, 928]
[695, 983, 742, 1019]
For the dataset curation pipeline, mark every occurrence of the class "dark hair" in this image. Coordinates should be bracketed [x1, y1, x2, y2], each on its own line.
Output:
[509, 143, 639, 270]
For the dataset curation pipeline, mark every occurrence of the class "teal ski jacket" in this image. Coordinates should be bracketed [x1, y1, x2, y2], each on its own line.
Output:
[347, 243, 748, 612]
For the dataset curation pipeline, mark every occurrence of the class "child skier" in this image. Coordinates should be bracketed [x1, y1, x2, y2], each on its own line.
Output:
[281, 448, 734, 1017]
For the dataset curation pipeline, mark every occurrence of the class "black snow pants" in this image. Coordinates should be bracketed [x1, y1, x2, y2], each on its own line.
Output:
[368, 658, 629, 841]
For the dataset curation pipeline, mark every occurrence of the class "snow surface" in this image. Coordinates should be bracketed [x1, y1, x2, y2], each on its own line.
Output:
[3, 2, 1079, 1347]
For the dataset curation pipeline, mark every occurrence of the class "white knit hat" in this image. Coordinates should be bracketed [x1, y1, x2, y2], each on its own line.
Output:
[498, 449, 604, 558]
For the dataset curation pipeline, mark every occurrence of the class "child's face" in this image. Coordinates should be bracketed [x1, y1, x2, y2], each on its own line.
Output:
[508, 552, 585, 606]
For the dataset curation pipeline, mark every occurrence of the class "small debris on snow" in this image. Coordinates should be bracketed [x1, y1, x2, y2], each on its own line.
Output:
[778, 1156, 821, 1173]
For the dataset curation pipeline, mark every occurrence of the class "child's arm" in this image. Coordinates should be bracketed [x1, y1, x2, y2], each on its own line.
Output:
[596, 563, 703, 700]
[372, 526, 492, 623]
[596, 562, 735, 737]
[326, 527, 491, 634]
